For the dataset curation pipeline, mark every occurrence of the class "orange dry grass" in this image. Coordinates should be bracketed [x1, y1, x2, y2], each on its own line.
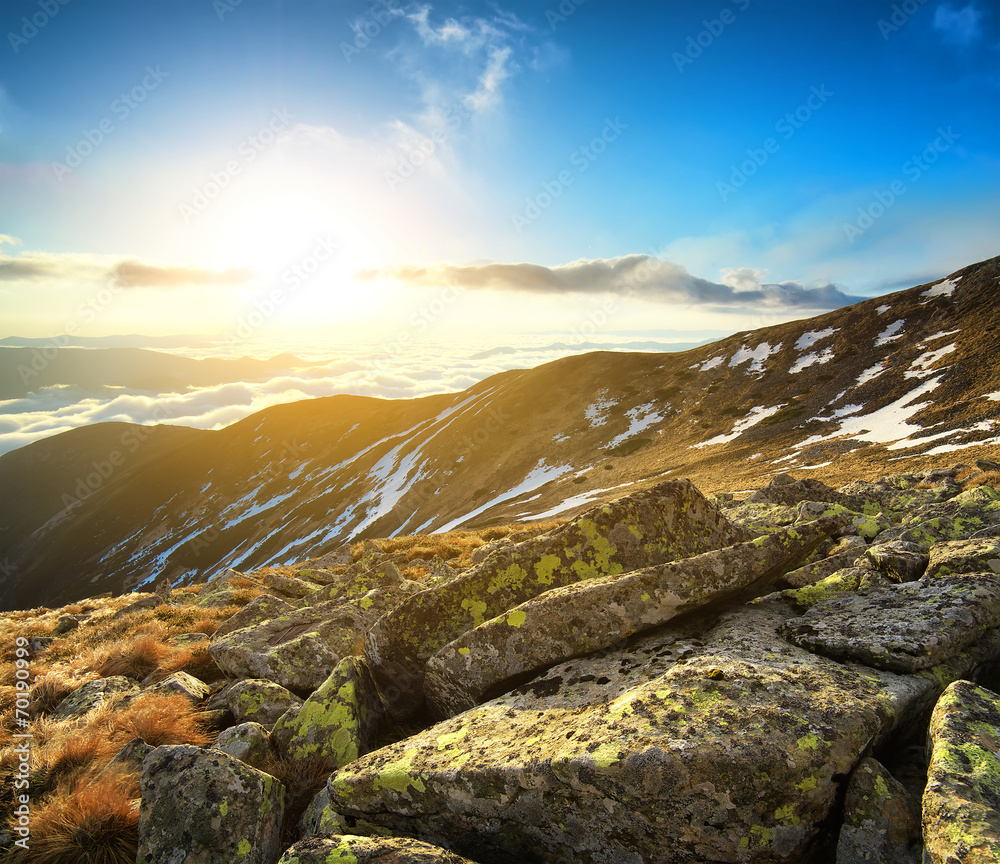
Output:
[964, 469, 1000, 490]
[86, 634, 176, 681]
[258, 751, 336, 846]
[6, 769, 140, 864]
[91, 692, 212, 749]
[30, 673, 80, 717]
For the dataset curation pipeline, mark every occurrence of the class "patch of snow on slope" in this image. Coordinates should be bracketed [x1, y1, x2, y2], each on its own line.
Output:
[585, 394, 614, 427]
[729, 342, 779, 374]
[552, 433, 570, 443]
[904, 343, 956, 379]
[887, 417, 1000, 453]
[350, 445, 428, 537]
[877, 304, 891, 315]
[989, 392, 1000, 402]
[691, 404, 783, 449]
[790, 348, 836, 374]
[922, 278, 959, 300]
[434, 460, 573, 533]
[876, 320, 905, 346]
[795, 328, 837, 351]
[856, 363, 886, 387]
[609, 403, 664, 447]
[796, 375, 944, 450]
[699, 355, 724, 371]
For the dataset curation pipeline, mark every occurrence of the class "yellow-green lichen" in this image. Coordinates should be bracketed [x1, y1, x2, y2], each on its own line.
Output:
[237, 838, 252, 858]
[373, 751, 427, 795]
[507, 609, 527, 628]
[461, 598, 489, 627]
[534, 554, 562, 585]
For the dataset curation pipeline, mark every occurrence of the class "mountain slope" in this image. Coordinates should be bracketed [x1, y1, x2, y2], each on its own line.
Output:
[1, 256, 998, 609]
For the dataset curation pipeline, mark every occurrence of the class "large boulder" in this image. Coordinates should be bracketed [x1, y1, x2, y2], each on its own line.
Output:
[751, 474, 873, 511]
[925, 538, 1000, 579]
[779, 574, 1000, 673]
[209, 596, 394, 693]
[923, 680, 1000, 863]
[860, 541, 928, 582]
[328, 598, 999, 863]
[137, 744, 285, 864]
[207, 678, 302, 727]
[51, 675, 137, 720]
[365, 479, 754, 719]
[272, 656, 382, 767]
[425, 517, 842, 719]
[214, 594, 297, 639]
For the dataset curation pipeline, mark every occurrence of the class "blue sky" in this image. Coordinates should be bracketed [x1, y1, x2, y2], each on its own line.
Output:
[0, 0, 997, 339]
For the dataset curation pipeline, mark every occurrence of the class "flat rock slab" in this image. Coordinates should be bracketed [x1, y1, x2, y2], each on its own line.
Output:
[278, 835, 480, 863]
[137, 744, 285, 864]
[52, 675, 137, 719]
[779, 574, 1000, 673]
[923, 680, 1000, 864]
[365, 479, 753, 720]
[329, 600, 991, 864]
[209, 596, 395, 693]
[861, 541, 928, 582]
[426, 518, 842, 719]
[214, 594, 296, 639]
[783, 551, 861, 588]
[926, 538, 1000, 579]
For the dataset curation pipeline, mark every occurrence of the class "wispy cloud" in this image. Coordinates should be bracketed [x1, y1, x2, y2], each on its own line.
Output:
[109, 260, 255, 289]
[933, 3, 984, 45]
[361, 255, 860, 310]
[0, 244, 256, 289]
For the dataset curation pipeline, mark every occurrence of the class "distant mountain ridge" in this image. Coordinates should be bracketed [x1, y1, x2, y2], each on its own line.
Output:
[1, 255, 998, 609]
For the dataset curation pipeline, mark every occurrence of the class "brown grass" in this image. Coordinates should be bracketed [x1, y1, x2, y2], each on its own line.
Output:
[6, 769, 140, 864]
[256, 750, 337, 846]
[93, 692, 212, 748]
[30, 673, 80, 717]
[963, 469, 1000, 490]
[86, 633, 175, 681]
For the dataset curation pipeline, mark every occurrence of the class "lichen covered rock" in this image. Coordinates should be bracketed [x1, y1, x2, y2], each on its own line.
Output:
[272, 656, 382, 767]
[859, 541, 928, 582]
[208, 598, 387, 692]
[214, 722, 271, 764]
[365, 479, 754, 719]
[925, 538, 1000, 579]
[779, 574, 1000, 673]
[426, 517, 842, 719]
[51, 675, 137, 719]
[923, 680, 1000, 864]
[836, 757, 921, 864]
[137, 744, 285, 864]
[208, 678, 302, 728]
[331, 599, 992, 863]
[277, 834, 480, 863]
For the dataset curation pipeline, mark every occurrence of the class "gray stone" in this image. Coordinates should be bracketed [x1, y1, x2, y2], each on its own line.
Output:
[213, 593, 296, 640]
[782, 551, 861, 588]
[208, 678, 301, 727]
[214, 722, 271, 765]
[836, 757, 920, 864]
[781, 568, 895, 610]
[923, 680, 1000, 864]
[262, 571, 321, 599]
[425, 517, 843, 719]
[144, 671, 211, 704]
[208, 597, 390, 693]
[329, 599, 997, 864]
[51, 676, 138, 720]
[137, 744, 285, 864]
[779, 574, 1000, 673]
[796, 501, 892, 540]
[925, 538, 1000, 579]
[365, 478, 754, 720]
[860, 541, 928, 582]
[277, 835, 481, 863]
[272, 656, 382, 768]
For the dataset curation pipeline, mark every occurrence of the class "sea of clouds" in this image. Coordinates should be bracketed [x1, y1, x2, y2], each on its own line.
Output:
[0, 335, 712, 456]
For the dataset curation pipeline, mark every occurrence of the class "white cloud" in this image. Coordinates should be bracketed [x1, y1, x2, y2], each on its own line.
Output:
[933, 3, 984, 45]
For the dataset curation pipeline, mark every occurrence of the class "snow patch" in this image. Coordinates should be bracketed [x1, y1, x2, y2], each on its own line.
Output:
[790, 347, 835, 374]
[922, 278, 959, 300]
[795, 328, 837, 351]
[904, 343, 956, 379]
[729, 342, 779, 374]
[855, 363, 886, 387]
[699, 355, 725, 371]
[585, 394, 614, 427]
[876, 304, 891, 315]
[609, 403, 664, 447]
[691, 404, 783, 449]
[876, 320, 905, 346]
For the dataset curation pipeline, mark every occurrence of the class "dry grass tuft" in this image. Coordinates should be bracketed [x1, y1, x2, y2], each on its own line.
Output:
[963, 469, 1000, 490]
[30, 673, 80, 717]
[6, 769, 140, 864]
[94, 692, 212, 749]
[86, 633, 175, 681]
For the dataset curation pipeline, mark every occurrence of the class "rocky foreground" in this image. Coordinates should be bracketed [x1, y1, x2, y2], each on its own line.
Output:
[4, 462, 1000, 863]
